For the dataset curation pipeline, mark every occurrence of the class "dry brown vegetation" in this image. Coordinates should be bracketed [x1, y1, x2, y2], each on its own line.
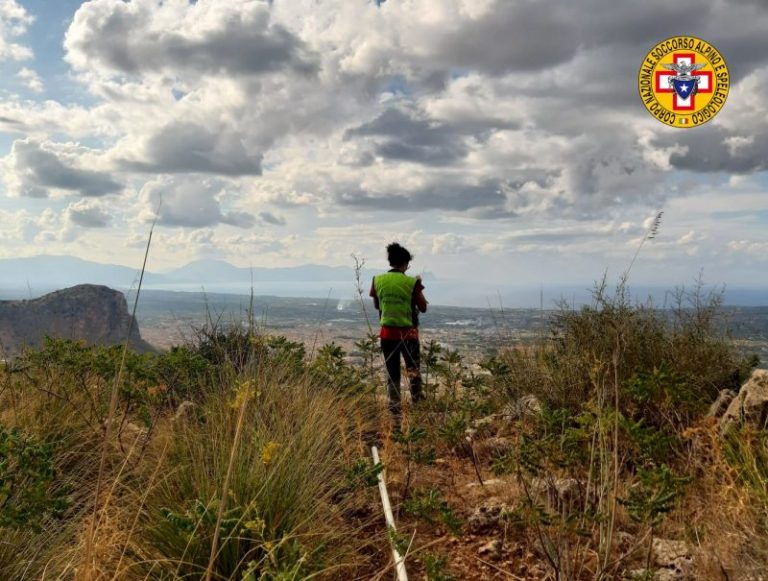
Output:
[1, 279, 767, 580]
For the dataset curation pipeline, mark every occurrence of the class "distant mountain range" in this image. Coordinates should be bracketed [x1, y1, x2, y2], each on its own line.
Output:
[0, 255, 434, 298]
[0, 255, 765, 308]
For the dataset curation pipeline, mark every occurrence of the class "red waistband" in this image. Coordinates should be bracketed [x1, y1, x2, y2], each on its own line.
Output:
[379, 326, 419, 340]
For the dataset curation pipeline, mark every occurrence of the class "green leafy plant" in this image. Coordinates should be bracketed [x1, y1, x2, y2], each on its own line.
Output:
[152, 345, 211, 403]
[394, 426, 436, 499]
[344, 458, 384, 490]
[353, 332, 380, 385]
[266, 335, 306, 370]
[403, 488, 462, 536]
[422, 340, 443, 397]
[437, 349, 465, 399]
[190, 322, 265, 373]
[423, 552, 455, 581]
[624, 364, 699, 431]
[437, 412, 468, 451]
[0, 425, 71, 531]
[161, 497, 247, 542]
[311, 342, 363, 393]
[620, 464, 690, 527]
[241, 537, 310, 580]
[388, 527, 411, 557]
[620, 464, 691, 574]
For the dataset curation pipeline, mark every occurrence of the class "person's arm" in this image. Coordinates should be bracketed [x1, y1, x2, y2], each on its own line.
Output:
[369, 277, 380, 312]
[414, 277, 428, 313]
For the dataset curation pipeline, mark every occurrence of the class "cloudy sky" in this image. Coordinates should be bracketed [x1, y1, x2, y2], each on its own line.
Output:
[1, 0, 767, 300]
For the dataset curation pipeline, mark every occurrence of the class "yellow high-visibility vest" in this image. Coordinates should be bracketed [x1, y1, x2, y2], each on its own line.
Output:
[374, 272, 417, 327]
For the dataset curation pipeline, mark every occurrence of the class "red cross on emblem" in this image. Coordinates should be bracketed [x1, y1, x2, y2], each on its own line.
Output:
[654, 53, 713, 111]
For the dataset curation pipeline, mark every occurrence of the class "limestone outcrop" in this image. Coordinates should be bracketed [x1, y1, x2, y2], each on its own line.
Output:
[0, 284, 153, 356]
[717, 369, 768, 431]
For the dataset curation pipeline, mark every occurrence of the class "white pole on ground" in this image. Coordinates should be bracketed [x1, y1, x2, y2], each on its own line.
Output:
[371, 446, 409, 581]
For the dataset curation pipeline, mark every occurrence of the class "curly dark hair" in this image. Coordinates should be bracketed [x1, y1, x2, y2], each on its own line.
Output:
[386, 242, 413, 267]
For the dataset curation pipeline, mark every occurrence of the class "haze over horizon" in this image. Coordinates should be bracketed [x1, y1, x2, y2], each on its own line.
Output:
[0, 254, 766, 309]
[1, 0, 767, 297]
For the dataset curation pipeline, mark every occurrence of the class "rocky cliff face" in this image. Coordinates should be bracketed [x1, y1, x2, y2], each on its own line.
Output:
[0, 284, 154, 356]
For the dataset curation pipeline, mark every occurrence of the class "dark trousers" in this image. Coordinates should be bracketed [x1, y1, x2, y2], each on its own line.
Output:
[381, 339, 423, 418]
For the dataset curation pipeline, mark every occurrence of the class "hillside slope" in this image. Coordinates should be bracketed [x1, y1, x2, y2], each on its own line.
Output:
[0, 284, 154, 356]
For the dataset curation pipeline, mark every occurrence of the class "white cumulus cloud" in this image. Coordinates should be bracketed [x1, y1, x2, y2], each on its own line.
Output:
[16, 67, 43, 92]
[0, 0, 33, 61]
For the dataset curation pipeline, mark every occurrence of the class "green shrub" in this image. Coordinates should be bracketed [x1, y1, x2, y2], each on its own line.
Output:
[310, 342, 364, 393]
[0, 424, 71, 531]
[619, 464, 691, 527]
[493, 281, 749, 427]
[403, 488, 462, 536]
[423, 552, 455, 581]
[188, 322, 269, 374]
[265, 335, 306, 370]
[152, 345, 211, 403]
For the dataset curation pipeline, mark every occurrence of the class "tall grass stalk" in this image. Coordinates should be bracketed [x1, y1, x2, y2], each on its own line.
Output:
[595, 211, 662, 577]
[352, 254, 374, 335]
[309, 288, 334, 362]
[625, 210, 663, 279]
[204, 382, 251, 581]
[83, 212, 157, 580]
[113, 437, 171, 579]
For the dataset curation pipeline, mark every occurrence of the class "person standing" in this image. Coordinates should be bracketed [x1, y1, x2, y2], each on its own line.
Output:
[369, 242, 428, 423]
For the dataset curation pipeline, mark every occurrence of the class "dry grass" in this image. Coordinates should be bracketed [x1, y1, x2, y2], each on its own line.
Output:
[0, 348, 387, 580]
[1, 277, 767, 580]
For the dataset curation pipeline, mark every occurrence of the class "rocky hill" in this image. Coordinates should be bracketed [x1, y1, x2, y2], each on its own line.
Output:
[0, 285, 154, 357]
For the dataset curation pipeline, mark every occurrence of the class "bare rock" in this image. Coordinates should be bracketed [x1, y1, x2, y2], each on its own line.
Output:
[626, 569, 687, 581]
[472, 414, 500, 431]
[614, 531, 636, 555]
[477, 539, 502, 560]
[652, 538, 690, 566]
[479, 436, 516, 458]
[120, 421, 148, 444]
[104, 418, 148, 448]
[707, 389, 737, 418]
[658, 570, 689, 581]
[466, 414, 502, 441]
[720, 369, 768, 431]
[648, 538, 693, 580]
[502, 394, 543, 421]
[465, 478, 507, 489]
[467, 503, 509, 533]
[0, 284, 154, 357]
[530, 477, 584, 512]
[173, 400, 197, 423]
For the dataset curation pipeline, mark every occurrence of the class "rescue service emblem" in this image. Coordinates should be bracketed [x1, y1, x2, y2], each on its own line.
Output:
[638, 36, 729, 128]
